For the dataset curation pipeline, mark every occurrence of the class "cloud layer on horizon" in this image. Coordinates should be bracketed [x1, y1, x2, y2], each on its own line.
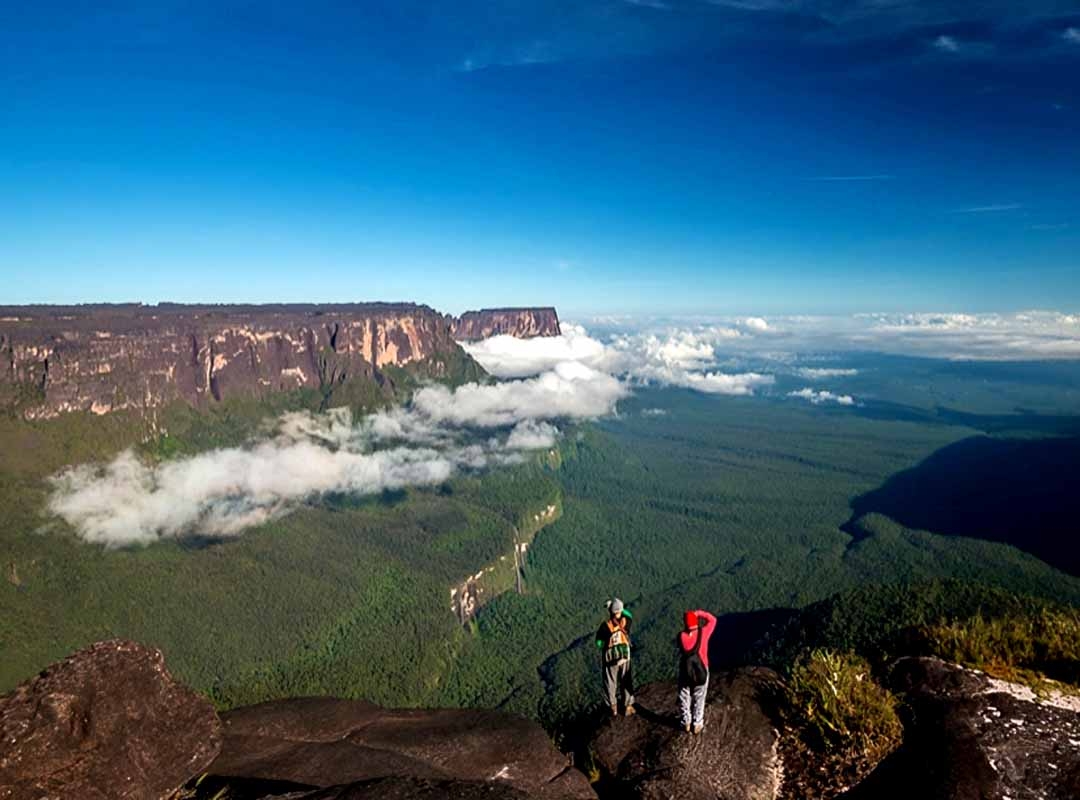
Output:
[849, 311, 1080, 359]
[575, 311, 1080, 362]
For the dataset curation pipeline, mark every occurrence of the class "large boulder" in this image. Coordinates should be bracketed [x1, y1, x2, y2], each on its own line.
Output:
[590, 669, 784, 800]
[209, 697, 595, 800]
[0, 639, 222, 800]
[842, 657, 1080, 800]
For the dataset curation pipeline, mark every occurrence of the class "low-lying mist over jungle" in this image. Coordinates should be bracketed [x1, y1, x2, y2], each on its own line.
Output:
[4, 310, 1080, 739]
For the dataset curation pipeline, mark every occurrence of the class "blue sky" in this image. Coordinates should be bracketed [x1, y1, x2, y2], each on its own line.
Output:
[2, 1, 1079, 315]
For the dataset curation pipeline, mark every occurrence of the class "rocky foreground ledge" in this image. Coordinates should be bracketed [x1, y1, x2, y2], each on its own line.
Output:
[4, 641, 1080, 799]
[0, 641, 221, 800]
[0, 640, 592, 800]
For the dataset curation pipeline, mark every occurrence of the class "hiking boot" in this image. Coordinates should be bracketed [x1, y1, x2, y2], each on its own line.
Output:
[610, 706, 618, 718]
[624, 705, 636, 717]
[683, 723, 692, 733]
[692, 723, 704, 735]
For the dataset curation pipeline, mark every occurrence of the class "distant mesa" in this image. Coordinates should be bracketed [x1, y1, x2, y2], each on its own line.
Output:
[0, 302, 559, 420]
[450, 306, 561, 341]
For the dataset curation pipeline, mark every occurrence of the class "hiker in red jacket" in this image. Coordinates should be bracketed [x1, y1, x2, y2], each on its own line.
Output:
[677, 609, 716, 734]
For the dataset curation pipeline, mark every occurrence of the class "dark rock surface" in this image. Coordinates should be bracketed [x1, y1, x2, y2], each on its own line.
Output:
[590, 670, 783, 800]
[842, 657, 1080, 800]
[210, 697, 595, 800]
[451, 307, 561, 341]
[0, 639, 222, 800]
[256, 776, 531, 799]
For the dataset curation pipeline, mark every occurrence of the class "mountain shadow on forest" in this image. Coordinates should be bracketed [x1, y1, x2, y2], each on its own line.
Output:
[847, 435, 1080, 576]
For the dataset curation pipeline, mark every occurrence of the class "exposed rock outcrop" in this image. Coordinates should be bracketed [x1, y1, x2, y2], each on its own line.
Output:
[209, 697, 596, 800]
[0, 639, 222, 800]
[0, 303, 562, 420]
[842, 657, 1080, 800]
[9, 638, 1080, 800]
[451, 308, 561, 341]
[0, 303, 462, 420]
[590, 670, 784, 800]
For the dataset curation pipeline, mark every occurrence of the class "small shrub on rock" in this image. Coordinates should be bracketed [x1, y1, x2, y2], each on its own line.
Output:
[786, 648, 903, 762]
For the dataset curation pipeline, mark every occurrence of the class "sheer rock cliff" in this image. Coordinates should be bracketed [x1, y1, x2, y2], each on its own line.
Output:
[450, 307, 560, 341]
[0, 304, 558, 420]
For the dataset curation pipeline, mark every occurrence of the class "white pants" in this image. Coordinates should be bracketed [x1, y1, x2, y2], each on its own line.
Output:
[678, 676, 708, 727]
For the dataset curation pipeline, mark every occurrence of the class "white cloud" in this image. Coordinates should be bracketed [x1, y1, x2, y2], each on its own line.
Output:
[457, 40, 560, 72]
[48, 364, 627, 546]
[679, 370, 775, 395]
[789, 388, 856, 406]
[409, 361, 626, 427]
[631, 330, 723, 369]
[795, 368, 859, 379]
[461, 323, 613, 377]
[809, 175, 894, 182]
[48, 436, 461, 547]
[933, 35, 960, 53]
[554, 311, 1080, 362]
[844, 311, 1080, 359]
[952, 203, 1023, 214]
[464, 323, 776, 397]
[1064, 28, 1080, 45]
[505, 420, 559, 450]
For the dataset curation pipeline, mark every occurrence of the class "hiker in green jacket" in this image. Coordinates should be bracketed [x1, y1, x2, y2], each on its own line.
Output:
[596, 597, 636, 717]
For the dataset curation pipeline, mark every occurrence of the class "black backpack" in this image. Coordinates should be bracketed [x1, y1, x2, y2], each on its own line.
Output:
[679, 628, 708, 688]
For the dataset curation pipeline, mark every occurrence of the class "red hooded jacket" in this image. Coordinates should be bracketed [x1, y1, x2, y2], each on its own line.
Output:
[678, 610, 717, 669]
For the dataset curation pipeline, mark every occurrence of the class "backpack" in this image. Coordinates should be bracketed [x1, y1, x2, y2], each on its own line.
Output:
[605, 618, 631, 664]
[679, 628, 708, 687]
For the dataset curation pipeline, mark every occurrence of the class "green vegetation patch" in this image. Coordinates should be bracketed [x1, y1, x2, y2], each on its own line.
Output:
[914, 609, 1080, 691]
[786, 648, 902, 760]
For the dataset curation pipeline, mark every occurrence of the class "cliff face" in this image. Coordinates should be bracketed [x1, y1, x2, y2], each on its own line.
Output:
[450, 307, 561, 341]
[0, 304, 462, 420]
